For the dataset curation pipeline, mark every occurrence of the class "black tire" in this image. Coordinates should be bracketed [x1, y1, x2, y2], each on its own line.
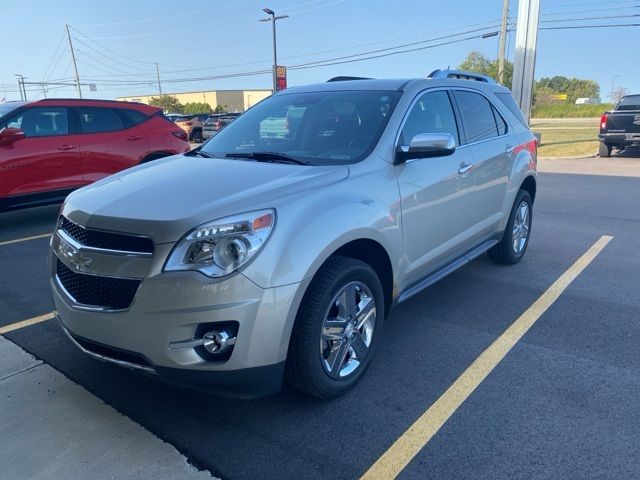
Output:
[488, 190, 533, 265]
[140, 152, 169, 164]
[599, 142, 611, 158]
[191, 129, 204, 143]
[286, 256, 384, 399]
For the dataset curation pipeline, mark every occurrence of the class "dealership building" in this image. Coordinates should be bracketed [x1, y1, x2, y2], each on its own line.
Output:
[117, 89, 272, 112]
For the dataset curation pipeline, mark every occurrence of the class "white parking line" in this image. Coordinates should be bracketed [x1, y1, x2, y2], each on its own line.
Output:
[0, 312, 56, 335]
[361, 235, 614, 479]
[0, 233, 51, 247]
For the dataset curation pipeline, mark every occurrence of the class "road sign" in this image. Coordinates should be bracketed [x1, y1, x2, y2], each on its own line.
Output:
[551, 94, 567, 100]
[276, 66, 287, 91]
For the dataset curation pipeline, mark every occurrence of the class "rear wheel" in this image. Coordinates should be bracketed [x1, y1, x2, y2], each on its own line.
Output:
[191, 129, 204, 143]
[599, 142, 612, 158]
[286, 256, 384, 399]
[488, 190, 532, 265]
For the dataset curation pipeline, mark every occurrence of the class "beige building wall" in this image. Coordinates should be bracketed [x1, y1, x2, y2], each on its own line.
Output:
[116, 90, 272, 112]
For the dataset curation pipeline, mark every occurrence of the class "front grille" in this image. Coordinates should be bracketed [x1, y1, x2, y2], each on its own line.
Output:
[59, 216, 154, 254]
[56, 259, 141, 310]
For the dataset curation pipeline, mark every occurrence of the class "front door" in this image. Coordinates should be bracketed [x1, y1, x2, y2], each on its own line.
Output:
[0, 106, 83, 200]
[395, 89, 476, 286]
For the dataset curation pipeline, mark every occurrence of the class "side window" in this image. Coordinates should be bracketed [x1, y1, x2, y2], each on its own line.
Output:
[78, 108, 125, 134]
[118, 108, 148, 126]
[3, 107, 69, 137]
[453, 91, 499, 143]
[493, 106, 507, 136]
[400, 90, 459, 146]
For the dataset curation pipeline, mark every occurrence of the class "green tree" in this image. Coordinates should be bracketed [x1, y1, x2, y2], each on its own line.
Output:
[213, 104, 226, 113]
[458, 50, 513, 89]
[183, 102, 212, 115]
[148, 95, 183, 113]
[536, 76, 600, 103]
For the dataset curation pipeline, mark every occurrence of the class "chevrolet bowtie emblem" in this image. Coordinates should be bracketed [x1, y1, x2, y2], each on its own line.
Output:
[58, 242, 93, 271]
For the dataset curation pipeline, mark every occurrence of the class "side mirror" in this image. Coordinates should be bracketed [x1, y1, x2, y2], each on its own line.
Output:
[0, 127, 26, 146]
[394, 133, 456, 164]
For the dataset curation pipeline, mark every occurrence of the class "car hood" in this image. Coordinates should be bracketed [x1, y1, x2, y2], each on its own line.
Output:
[63, 155, 349, 244]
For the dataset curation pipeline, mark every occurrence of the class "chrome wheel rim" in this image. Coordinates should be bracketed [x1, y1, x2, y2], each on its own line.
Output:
[320, 281, 376, 379]
[512, 201, 530, 254]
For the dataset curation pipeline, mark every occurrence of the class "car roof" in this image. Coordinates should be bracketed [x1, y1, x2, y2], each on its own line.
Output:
[278, 76, 512, 96]
[22, 98, 161, 115]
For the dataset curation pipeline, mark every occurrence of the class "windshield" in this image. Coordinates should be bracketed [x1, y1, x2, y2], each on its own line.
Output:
[0, 104, 20, 120]
[617, 95, 640, 111]
[201, 90, 401, 165]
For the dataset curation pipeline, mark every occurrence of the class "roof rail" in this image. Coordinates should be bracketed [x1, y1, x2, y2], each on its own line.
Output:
[35, 98, 146, 104]
[427, 69, 497, 84]
[327, 76, 372, 82]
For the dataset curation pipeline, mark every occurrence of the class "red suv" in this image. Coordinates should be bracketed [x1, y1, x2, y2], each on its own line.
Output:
[0, 99, 190, 211]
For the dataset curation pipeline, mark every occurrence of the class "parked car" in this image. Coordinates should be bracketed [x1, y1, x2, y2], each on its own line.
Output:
[50, 72, 537, 399]
[202, 112, 242, 139]
[0, 98, 189, 212]
[599, 94, 640, 157]
[174, 113, 211, 143]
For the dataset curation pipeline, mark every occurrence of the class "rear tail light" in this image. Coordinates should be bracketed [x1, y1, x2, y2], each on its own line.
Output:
[600, 113, 608, 130]
[172, 131, 188, 142]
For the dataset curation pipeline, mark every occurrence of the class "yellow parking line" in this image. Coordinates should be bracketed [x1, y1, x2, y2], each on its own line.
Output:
[0, 233, 51, 247]
[0, 312, 56, 335]
[361, 235, 613, 480]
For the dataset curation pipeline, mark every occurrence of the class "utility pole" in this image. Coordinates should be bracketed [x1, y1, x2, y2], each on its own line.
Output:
[155, 62, 162, 95]
[511, 0, 540, 122]
[609, 75, 622, 104]
[14, 74, 26, 101]
[65, 24, 82, 99]
[497, 0, 510, 85]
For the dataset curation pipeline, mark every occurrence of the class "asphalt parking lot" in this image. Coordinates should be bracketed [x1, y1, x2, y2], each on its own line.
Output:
[1, 160, 639, 479]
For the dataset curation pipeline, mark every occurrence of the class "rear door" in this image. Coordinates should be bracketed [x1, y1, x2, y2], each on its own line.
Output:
[0, 106, 84, 198]
[452, 89, 511, 239]
[75, 106, 149, 183]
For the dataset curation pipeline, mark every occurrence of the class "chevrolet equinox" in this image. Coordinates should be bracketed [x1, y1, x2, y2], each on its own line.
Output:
[50, 71, 537, 399]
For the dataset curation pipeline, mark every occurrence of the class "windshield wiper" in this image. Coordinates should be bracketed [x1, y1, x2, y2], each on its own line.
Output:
[225, 152, 309, 165]
[189, 149, 216, 158]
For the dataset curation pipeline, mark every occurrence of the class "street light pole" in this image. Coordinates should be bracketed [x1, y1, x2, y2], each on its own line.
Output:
[260, 8, 288, 93]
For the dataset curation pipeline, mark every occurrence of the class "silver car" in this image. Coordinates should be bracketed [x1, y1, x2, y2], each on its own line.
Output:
[50, 71, 537, 399]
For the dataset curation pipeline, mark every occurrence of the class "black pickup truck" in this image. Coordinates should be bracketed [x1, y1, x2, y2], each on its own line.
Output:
[599, 94, 640, 157]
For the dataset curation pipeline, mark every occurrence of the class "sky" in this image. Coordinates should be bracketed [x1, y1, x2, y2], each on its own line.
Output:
[1, 0, 639, 102]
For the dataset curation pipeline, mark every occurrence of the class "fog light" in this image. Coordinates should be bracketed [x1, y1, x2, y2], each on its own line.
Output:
[202, 330, 236, 354]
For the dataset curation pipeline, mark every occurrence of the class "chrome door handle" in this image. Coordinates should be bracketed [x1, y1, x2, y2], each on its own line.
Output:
[458, 163, 473, 175]
[127, 135, 142, 141]
[505, 144, 515, 154]
[57, 145, 75, 151]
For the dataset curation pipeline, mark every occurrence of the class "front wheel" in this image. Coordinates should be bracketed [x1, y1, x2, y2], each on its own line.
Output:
[488, 190, 533, 265]
[286, 256, 384, 399]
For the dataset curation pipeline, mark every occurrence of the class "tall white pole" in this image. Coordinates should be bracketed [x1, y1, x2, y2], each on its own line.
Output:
[511, 0, 540, 122]
[65, 24, 82, 99]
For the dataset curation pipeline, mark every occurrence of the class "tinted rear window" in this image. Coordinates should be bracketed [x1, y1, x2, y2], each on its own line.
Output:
[617, 95, 640, 111]
[119, 108, 148, 126]
[495, 92, 527, 126]
[454, 90, 499, 143]
[78, 108, 124, 133]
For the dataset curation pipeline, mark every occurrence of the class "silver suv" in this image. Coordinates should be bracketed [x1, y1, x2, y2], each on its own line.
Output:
[50, 71, 537, 399]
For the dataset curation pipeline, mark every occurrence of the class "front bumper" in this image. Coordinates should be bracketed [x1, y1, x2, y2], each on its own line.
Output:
[50, 244, 309, 398]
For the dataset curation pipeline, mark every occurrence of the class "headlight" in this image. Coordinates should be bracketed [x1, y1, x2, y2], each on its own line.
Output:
[164, 209, 275, 277]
